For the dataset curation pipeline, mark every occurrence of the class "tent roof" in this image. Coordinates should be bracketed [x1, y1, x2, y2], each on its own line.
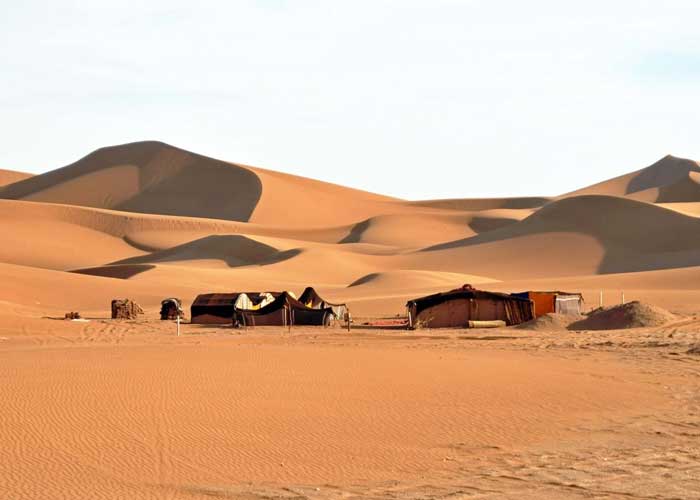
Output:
[406, 285, 532, 310]
[298, 286, 347, 307]
[236, 291, 333, 316]
[192, 293, 257, 307]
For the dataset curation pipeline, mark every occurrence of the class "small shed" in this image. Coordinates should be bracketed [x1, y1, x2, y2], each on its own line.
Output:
[511, 291, 583, 317]
[406, 285, 535, 328]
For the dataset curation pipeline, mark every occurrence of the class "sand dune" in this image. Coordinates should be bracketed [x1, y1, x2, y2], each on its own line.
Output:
[0, 141, 414, 227]
[0, 141, 263, 221]
[3, 144, 700, 313]
[348, 269, 497, 288]
[564, 154, 700, 200]
[0, 168, 32, 187]
[422, 195, 700, 276]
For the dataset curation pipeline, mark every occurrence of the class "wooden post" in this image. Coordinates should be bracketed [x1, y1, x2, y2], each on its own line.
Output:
[176, 315, 180, 337]
[621, 291, 625, 304]
[599, 290, 603, 308]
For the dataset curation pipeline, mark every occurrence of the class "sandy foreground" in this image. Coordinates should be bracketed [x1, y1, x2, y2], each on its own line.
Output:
[0, 317, 698, 499]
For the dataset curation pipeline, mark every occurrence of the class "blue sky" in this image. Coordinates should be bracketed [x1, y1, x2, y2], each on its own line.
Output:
[2, 0, 699, 199]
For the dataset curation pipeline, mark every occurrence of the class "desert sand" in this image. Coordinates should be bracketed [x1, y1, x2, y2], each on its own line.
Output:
[1, 141, 699, 499]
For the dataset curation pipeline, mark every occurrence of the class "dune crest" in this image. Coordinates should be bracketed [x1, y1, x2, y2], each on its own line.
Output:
[0, 168, 33, 187]
[564, 154, 700, 200]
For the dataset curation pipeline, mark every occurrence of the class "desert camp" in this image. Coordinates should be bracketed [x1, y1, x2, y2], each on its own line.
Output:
[3, 4, 700, 495]
[189, 288, 348, 327]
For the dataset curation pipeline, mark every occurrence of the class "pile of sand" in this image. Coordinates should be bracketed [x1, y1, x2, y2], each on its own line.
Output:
[569, 301, 677, 331]
[517, 312, 583, 331]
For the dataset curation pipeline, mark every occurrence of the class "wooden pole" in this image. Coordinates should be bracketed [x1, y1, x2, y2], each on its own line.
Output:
[621, 291, 625, 304]
[599, 290, 603, 308]
[176, 315, 180, 337]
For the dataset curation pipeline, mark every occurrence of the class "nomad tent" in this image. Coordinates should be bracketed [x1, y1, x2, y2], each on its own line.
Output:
[298, 287, 348, 320]
[511, 291, 583, 317]
[191, 293, 258, 324]
[406, 285, 535, 329]
[160, 298, 184, 320]
[233, 292, 334, 327]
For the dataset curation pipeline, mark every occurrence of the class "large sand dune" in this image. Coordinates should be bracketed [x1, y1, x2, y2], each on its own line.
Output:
[564, 154, 700, 201]
[2, 143, 700, 313]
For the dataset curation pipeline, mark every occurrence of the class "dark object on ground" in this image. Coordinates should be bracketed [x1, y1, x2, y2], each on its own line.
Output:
[687, 345, 700, 355]
[111, 299, 144, 320]
[160, 298, 184, 320]
[64, 312, 81, 320]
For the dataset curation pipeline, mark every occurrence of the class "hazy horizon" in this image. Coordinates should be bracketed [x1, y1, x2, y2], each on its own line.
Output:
[3, 0, 699, 199]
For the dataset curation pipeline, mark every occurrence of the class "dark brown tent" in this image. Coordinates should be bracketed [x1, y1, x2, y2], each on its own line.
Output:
[233, 292, 333, 327]
[406, 285, 534, 328]
[190, 293, 256, 324]
[298, 287, 348, 320]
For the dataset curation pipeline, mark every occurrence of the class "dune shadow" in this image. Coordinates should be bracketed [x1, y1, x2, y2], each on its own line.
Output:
[111, 234, 300, 268]
[339, 219, 371, 244]
[468, 216, 520, 234]
[0, 141, 263, 222]
[420, 195, 700, 275]
[71, 264, 156, 279]
[347, 272, 381, 287]
[409, 197, 550, 211]
[626, 156, 699, 195]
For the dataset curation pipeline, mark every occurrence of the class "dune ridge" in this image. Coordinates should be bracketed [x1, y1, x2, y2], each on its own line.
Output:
[1, 142, 700, 315]
[0, 168, 33, 187]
